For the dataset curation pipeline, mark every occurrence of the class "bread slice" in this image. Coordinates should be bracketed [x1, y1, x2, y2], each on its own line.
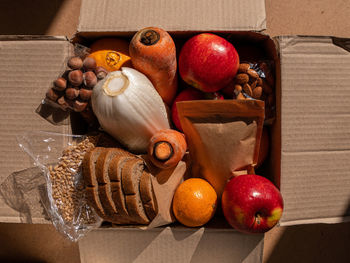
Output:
[82, 147, 104, 186]
[82, 147, 107, 218]
[122, 158, 145, 195]
[122, 158, 150, 224]
[109, 155, 136, 221]
[96, 148, 131, 184]
[140, 171, 158, 221]
[85, 186, 106, 218]
[96, 148, 132, 221]
[86, 186, 127, 224]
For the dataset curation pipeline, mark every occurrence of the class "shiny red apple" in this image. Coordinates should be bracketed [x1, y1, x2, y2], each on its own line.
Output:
[179, 33, 240, 92]
[171, 87, 223, 131]
[222, 174, 283, 234]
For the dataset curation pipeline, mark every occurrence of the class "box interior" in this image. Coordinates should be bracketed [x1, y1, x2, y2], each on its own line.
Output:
[72, 30, 280, 229]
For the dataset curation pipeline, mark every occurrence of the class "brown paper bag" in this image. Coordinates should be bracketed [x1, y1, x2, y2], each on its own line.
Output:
[177, 100, 264, 197]
[141, 155, 188, 228]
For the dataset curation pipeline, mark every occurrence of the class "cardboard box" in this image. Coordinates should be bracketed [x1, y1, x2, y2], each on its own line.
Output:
[0, 0, 349, 262]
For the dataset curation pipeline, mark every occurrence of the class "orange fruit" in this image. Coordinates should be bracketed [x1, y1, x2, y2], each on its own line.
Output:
[88, 38, 132, 72]
[172, 178, 217, 227]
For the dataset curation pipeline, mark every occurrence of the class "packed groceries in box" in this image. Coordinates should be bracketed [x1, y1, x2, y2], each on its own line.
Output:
[20, 27, 283, 241]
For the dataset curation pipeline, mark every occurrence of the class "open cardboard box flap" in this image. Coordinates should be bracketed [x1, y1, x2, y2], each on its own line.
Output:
[0, 36, 73, 223]
[275, 35, 350, 226]
[77, 0, 267, 35]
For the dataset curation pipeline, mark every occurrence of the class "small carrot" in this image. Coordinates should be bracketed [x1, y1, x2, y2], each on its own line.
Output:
[129, 27, 178, 106]
[148, 129, 187, 169]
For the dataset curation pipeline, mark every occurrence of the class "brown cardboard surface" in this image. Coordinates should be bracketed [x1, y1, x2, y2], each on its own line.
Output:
[265, 0, 350, 38]
[78, 0, 266, 34]
[278, 36, 350, 225]
[0, 37, 72, 223]
[79, 227, 264, 263]
[0, 1, 350, 263]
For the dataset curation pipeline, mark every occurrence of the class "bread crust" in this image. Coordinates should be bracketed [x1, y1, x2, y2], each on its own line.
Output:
[140, 171, 158, 220]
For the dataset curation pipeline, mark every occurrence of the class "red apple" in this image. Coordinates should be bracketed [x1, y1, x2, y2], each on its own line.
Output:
[179, 33, 240, 92]
[221, 174, 283, 234]
[171, 87, 223, 131]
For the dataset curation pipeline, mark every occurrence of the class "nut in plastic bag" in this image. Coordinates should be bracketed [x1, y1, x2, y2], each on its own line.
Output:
[15, 131, 102, 241]
[36, 43, 97, 126]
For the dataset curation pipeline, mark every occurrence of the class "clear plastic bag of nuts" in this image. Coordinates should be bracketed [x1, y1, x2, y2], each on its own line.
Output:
[16, 131, 102, 242]
[36, 44, 106, 127]
[222, 61, 276, 124]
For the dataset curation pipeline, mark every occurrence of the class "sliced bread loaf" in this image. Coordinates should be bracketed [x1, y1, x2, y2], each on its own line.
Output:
[122, 158, 150, 224]
[140, 171, 158, 221]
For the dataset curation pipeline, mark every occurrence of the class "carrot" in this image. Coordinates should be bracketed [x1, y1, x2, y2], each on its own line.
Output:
[148, 129, 187, 169]
[129, 27, 178, 106]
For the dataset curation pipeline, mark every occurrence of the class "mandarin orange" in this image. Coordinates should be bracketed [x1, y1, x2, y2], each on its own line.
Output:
[172, 178, 217, 227]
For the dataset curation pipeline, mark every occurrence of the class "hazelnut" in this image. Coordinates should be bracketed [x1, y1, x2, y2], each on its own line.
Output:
[83, 71, 97, 88]
[79, 88, 92, 101]
[68, 70, 83, 86]
[46, 88, 60, 101]
[53, 77, 67, 91]
[65, 87, 80, 100]
[94, 66, 108, 80]
[57, 96, 69, 109]
[83, 57, 97, 71]
[67, 57, 83, 70]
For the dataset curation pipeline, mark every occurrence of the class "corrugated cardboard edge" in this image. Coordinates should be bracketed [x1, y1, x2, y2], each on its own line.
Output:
[77, 0, 266, 35]
[0, 35, 68, 41]
[280, 216, 350, 227]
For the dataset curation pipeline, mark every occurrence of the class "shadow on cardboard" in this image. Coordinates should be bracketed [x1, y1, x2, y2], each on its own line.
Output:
[265, 222, 350, 263]
[0, 167, 49, 223]
[0, 0, 66, 35]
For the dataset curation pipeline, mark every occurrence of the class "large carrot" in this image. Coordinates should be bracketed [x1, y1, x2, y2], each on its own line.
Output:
[129, 27, 178, 106]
